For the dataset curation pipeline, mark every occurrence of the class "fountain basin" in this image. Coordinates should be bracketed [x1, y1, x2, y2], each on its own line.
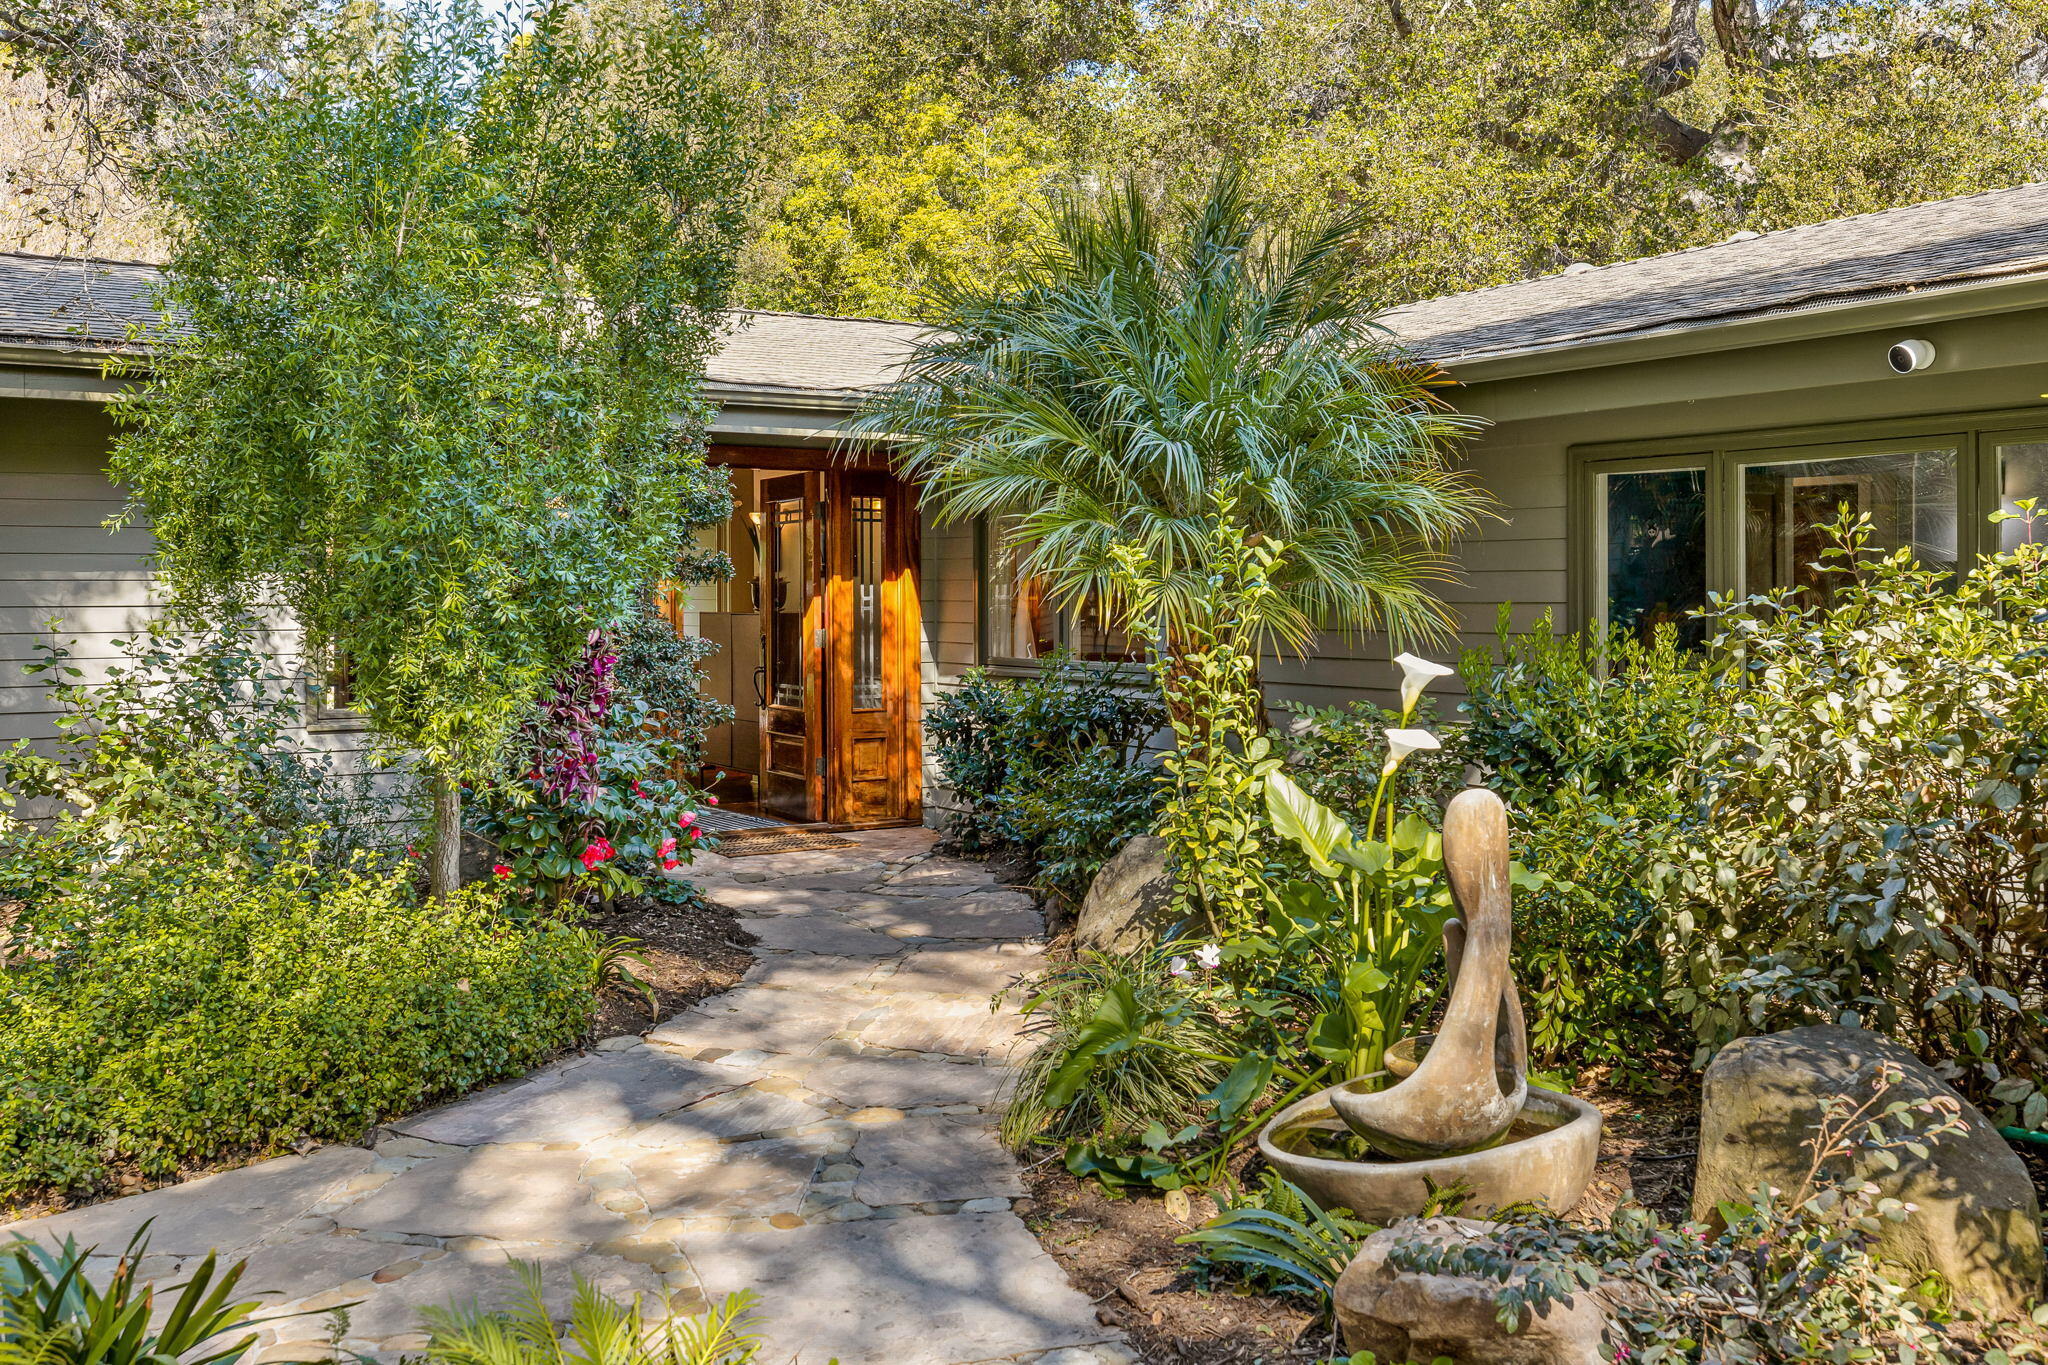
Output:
[1257, 1083, 1602, 1223]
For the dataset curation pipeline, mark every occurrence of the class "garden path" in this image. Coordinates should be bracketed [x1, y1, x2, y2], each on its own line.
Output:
[0, 829, 1131, 1365]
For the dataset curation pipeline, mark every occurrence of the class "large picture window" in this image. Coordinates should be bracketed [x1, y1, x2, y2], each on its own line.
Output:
[981, 523, 1144, 664]
[1579, 416, 2048, 639]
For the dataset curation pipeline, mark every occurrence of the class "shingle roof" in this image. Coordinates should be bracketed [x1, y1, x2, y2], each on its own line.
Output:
[9, 179, 2048, 383]
[1379, 180, 2048, 366]
[0, 251, 924, 394]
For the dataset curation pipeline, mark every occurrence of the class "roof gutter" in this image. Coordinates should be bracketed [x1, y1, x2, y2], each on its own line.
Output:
[1431, 271, 2048, 385]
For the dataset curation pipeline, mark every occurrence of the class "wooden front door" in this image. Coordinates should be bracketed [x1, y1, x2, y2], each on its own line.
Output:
[755, 467, 921, 825]
[824, 470, 920, 825]
[757, 473, 823, 819]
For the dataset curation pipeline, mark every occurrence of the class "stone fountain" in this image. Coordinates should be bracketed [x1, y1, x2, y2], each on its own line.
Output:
[1257, 787, 1602, 1222]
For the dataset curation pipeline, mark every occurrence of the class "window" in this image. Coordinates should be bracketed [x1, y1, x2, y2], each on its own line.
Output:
[981, 522, 1144, 664]
[1602, 465, 1707, 646]
[1740, 447, 1958, 603]
[1996, 439, 2048, 549]
[1579, 416, 2048, 636]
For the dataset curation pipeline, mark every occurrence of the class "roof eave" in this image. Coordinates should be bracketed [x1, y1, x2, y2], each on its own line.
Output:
[1428, 270, 2048, 384]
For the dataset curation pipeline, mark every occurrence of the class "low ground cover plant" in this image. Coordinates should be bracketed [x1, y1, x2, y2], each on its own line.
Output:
[0, 617, 618, 1201]
[1, 841, 605, 1197]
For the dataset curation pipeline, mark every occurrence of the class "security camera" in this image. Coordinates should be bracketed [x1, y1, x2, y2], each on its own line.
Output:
[1887, 338, 1935, 374]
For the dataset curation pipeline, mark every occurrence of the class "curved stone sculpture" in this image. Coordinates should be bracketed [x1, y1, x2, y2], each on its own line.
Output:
[1330, 786, 1529, 1158]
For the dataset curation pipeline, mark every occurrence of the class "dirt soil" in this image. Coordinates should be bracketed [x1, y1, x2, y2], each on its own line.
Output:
[1020, 1064, 1703, 1365]
[582, 888, 755, 1040]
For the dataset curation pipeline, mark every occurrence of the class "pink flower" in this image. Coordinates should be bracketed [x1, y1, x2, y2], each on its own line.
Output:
[706, 794, 720, 806]
[493, 864, 513, 879]
[678, 811, 698, 828]
[580, 839, 616, 871]
[658, 835, 681, 871]
[633, 781, 645, 796]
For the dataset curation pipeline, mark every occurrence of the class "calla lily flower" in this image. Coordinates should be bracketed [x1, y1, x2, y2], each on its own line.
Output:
[1381, 727, 1441, 775]
[1394, 652, 1455, 715]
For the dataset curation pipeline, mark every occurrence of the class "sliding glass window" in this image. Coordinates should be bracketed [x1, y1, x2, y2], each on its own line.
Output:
[1579, 417, 2048, 636]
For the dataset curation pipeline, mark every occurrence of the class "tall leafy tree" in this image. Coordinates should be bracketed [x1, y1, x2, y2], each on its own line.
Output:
[110, 0, 750, 895]
[860, 171, 1487, 654]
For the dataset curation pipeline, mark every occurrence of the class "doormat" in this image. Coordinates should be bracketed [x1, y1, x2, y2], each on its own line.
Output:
[693, 807, 785, 833]
[711, 826, 859, 857]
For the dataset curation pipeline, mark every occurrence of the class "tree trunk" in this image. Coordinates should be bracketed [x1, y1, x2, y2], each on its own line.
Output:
[429, 768, 463, 900]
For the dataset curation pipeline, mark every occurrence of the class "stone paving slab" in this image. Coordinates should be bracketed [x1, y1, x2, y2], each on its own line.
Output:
[683, 1213, 1111, 1365]
[235, 1234, 418, 1307]
[338, 1149, 622, 1243]
[630, 1134, 830, 1219]
[847, 894, 1044, 940]
[335, 1243, 668, 1341]
[860, 997, 1035, 1062]
[739, 912, 907, 957]
[647, 986, 880, 1054]
[879, 943, 1048, 999]
[617, 1083, 832, 1145]
[395, 1049, 757, 1147]
[852, 1119, 1026, 1207]
[741, 952, 892, 993]
[798, 1055, 1012, 1111]
[3, 1145, 375, 1256]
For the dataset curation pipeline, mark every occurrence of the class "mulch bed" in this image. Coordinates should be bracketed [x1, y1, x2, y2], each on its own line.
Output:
[1018, 1063, 1703, 1365]
[582, 887, 755, 1040]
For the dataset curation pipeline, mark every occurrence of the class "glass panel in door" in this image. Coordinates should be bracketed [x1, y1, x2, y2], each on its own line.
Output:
[758, 473, 821, 820]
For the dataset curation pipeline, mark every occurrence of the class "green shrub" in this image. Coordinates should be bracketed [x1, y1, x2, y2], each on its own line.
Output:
[1454, 612, 1714, 1080]
[1657, 520, 2048, 1124]
[0, 614, 395, 904]
[469, 630, 713, 908]
[926, 650, 1162, 893]
[1, 842, 603, 1198]
[1272, 696, 1464, 827]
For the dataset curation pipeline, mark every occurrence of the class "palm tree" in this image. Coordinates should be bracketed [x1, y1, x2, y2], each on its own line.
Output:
[857, 169, 1490, 657]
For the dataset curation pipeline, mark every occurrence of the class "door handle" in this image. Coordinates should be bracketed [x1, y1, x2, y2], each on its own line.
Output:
[751, 664, 767, 708]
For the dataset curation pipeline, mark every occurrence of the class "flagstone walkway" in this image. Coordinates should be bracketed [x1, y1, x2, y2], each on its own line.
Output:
[1, 828, 1132, 1365]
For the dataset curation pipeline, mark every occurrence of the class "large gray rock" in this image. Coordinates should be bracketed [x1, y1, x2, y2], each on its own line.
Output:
[1072, 836, 1178, 954]
[1695, 1024, 2043, 1319]
[1336, 1219, 1614, 1365]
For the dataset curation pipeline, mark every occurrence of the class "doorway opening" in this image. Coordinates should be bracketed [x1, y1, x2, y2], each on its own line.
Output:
[663, 446, 922, 829]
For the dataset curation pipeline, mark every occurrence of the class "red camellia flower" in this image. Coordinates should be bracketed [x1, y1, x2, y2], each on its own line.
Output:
[678, 810, 697, 828]
[580, 838, 616, 871]
[493, 864, 513, 879]
[658, 835, 681, 871]
[706, 794, 720, 806]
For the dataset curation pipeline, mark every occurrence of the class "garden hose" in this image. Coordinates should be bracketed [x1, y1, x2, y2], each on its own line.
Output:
[2000, 1125, 2048, 1148]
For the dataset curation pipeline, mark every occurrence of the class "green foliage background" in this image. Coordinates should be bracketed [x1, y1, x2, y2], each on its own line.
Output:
[706, 0, 2048, 319]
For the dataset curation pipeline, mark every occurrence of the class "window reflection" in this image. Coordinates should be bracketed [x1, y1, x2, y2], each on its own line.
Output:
[1604, 467, 1707, 647]
[1742, 449, 1956, 606]
[1997, 442, 2048, 549]
[984, 527, 1142, 662]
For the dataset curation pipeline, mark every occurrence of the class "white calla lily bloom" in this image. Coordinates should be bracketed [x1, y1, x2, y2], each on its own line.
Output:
[1394, 652, 1456, 715]
[1382, 727, 1441, 774]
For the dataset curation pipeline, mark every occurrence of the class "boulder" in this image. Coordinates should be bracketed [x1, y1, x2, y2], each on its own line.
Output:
[1694, 1023, 2043, 1319]
[1335, 1218, 1615, 1365]
[1072, 835, 1178, 954]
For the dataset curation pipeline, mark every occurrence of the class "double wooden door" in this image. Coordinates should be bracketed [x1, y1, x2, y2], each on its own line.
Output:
[756, 469, 920, 826]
